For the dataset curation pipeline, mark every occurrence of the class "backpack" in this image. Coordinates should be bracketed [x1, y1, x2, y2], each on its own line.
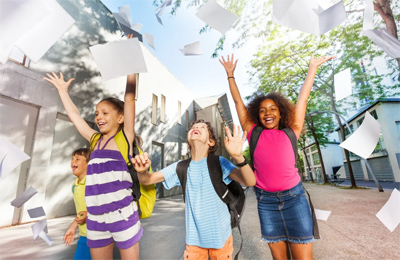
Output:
[176, 154, 247, 260]
[249, 125, 320, 239]
[90, 130, 156, 219]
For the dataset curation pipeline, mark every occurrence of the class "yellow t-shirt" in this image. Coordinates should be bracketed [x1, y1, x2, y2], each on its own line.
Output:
[72, 176, 87, 237]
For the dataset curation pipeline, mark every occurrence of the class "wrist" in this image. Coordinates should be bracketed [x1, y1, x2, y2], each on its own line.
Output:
[233, 156, 248, 167]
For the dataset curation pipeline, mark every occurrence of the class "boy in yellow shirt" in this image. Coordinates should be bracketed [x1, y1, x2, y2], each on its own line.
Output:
[64, 148, 91, 260]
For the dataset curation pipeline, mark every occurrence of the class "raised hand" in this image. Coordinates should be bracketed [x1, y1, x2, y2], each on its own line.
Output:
[43, 72, 75, 92]
[219, 54, 238, 77]
[224, 124, 247, 161]
[309, 54, 335, 70]
[131, 152, 151, 174]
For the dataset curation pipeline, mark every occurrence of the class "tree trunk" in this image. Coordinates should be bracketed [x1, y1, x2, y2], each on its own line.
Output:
[308, 117, 328, 184]
[302, 148, 315, 182]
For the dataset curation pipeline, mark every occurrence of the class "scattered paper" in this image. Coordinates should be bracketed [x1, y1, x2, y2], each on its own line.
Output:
[334, 68, 352, 101]
[362, 0, 374, 31]
[155, 14, 163, 25]
[196, 0, 238, 34]
[89, 38, 148, 81]
[363, 29, 400, 58]
[155, 0, 172, 17]
[10, 186, 38, 208]
[0, 139, 30, 178]
[315, 209, 331, 221]
[376, 189, 400, 232]
[339, 111, 381, 159]
[39, 230, 53, 246]
[118, 22, 143, 42]
[272, 0, 347, 36]
[132, 23, 143, 33]
[118, 5, 134, 28]
[31, 219, 47, 240]
[143, 33, 155, 50]
[28, 206, 46, 218]
[180, 41, 202, 56]
[113, 11, 143, 41]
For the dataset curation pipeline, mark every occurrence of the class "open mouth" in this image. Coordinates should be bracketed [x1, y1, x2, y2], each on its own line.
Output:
[98, 122, 106, 127]
[264, 118, 274, 124]
[192, 130, 200, 135]
[71, 164, 78, 171]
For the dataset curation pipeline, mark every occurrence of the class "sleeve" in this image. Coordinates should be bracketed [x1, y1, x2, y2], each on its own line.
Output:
[161, 161, 181, 189]
[219, 156, 235, 185]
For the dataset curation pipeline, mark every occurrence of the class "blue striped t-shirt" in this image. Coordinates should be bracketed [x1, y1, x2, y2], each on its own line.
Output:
[162, 156, 236, 249]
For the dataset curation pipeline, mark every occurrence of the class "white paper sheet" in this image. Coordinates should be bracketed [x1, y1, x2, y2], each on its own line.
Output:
[143, 33, 155, 50]
[339, 111, 381, 159]
[363, 0, 374, 31]
[118, 5, 134, 28]
[113, 12, 132, 28]
[180, 41, 202, 56]
[132, 23, 143, 33]
[155, 14, 163, 25]
[272, 0, 347, 36]
[315, 209, 331, 221]
[89, 38, 147, 81]
[0, 138, 30, 178]
[363, 29, 400, 59]
[196, 0, 238, 34]
[334, 68, 352, 101]
[155, 0, 172, 17]
[39, 230, 53, 246]
[31, 219, 47, 240]
[376, 189, 400, 232]
[118, 22, 143, 42]
[10, 186, 38, 208]
[15, 0, 74, 63]
[28, 206, 46, 218]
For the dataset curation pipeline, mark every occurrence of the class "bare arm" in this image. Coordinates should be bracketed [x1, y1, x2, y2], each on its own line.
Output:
[224, 125, 256, 186]
[43, 72, 96, 141]
[131, 152, 165, 185]
[293, 54, 335, 137]
[219, 54, 254, 133]
[64, 220, 78, 245]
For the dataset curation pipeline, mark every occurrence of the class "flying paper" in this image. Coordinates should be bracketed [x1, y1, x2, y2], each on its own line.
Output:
[113, 8, 143, 41]
[28, 206, 46, 218]
[31, 219, 47, 240]
[0, 139, 30, 178]
[10, 186, 38, 208]
[89, 38, 148, 81]
[196, 0, 238, 34]
[118, 5, 134, 28]
[39, 231, 53, 246]
[315, 209, 331, 221]
[155, 14, 164, 25]
[143, 33, 156, 50]
[376, 189, 400, 232]
[334, 68, 352, 101]
[155, 0, 172, 17]
[180, 41, 202, 56]
[132, 23, 143, 33]
[339, 111, 381, 159]
[272, 0, 347, 36]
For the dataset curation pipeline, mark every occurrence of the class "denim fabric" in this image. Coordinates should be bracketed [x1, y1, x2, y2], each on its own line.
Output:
[255, 182, 314, 244]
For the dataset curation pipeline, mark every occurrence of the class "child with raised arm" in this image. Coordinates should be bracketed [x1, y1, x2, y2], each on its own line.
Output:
[44, 36, 142, 260]
[220, 54, 334, 260]
[64, 148, 91, 260]
[132, 120, 256, 260]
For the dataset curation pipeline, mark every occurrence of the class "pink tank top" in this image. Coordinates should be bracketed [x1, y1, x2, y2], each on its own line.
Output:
[247, 125, 300, 192]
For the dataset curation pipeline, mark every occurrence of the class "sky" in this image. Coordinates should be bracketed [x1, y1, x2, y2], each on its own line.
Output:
[101, 0, 261, 126]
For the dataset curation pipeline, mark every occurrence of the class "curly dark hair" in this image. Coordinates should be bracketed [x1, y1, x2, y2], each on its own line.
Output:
[188, 119, 219, 154]
[247, 92, 296, 130]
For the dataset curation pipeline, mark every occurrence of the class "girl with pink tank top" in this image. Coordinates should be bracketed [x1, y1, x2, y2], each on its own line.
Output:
[220, 53, 334, 260]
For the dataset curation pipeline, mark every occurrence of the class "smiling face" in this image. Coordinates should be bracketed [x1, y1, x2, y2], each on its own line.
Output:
[70, 154, 88, 179]
[95, 101, 124, 135]
[259, 99, 281, 129]
[187, 122, 216, 152]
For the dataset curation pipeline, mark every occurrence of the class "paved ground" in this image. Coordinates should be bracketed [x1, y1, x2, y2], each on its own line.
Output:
[0, 182, 399, 259]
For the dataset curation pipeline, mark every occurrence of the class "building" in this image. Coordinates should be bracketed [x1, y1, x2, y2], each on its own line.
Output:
[0, 0, 232, 227]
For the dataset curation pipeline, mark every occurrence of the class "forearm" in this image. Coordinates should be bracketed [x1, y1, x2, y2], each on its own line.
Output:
[125, 74, 137, 102]
[69, 219, 78, 230]
[231, 155, 256, 186]
[137, 171, 152, 185]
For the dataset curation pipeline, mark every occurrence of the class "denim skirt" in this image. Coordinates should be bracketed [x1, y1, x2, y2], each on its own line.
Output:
[255, 181, 314, 244]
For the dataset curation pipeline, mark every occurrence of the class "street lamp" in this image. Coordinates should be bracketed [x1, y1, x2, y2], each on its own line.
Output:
[307, 110, 384, 192]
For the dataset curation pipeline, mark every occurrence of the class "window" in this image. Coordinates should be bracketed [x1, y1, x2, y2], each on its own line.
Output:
[185, 110, 189, 131]
[161, 95, 166, 123]
[312, 153, 320, 165]
[311, 145, 317, 152]
[177, 101, 182, 125]
[373, 133, 386, 153]
[396, 121, 400, 136]
[8, 48, 29, 67]
[370, 110, 378, 120]
[344, 124, 354, 136]
[152, 94, 158, 125]
[357, 117, 364, 127]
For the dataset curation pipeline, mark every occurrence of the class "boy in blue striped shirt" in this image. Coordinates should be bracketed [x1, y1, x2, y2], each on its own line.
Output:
[132, 119, 256, 260]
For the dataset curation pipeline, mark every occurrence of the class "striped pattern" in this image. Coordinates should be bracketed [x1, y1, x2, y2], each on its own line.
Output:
[162, 156, 236, 249]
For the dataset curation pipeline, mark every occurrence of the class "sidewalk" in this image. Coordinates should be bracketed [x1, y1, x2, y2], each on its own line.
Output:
[0, 183, 399, 259]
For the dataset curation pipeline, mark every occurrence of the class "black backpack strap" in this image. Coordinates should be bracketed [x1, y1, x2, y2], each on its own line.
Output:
[303, 186, 320, 239]
[249, 125, 263, 169]
[282, 128, 298, 163]
[176, 159, 191, 202]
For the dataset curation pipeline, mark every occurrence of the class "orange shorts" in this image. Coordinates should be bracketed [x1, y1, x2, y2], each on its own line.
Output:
[183, 235, 233, 260]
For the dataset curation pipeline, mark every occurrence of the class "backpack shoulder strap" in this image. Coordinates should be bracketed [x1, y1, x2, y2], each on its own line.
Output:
[176, 159, 191, 202]
[114, 129, 131, 167]
[282, 128, 298, 162]
[249, 125, 263, 169]
[89, 132, 102, 151]
[207, 154, 234, 204]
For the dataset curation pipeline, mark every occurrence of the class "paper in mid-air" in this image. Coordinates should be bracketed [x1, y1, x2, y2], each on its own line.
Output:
[28, 206, 46, 218]
[339, 111, 381, 159]
[10, 186, 38, 208]
[180, 41, 202, 56]
[89, 38, 148, 81]
[113, 7, 143, 41]
[272, 0, 347, 36]
[315, 209, 331, 221]
[143, 33, 156, 50]
[196, 0, 238, 34]
[0, 138, 30, 178]
[376, 189, 400, 232]
[334, 68, 352, 101]
[154, 0, 172, 25]
[31, 219, 53, 246]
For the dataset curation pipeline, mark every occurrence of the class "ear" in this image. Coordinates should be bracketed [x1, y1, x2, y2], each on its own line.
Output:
[118, 114, 124, 124]
[207, 138, 215, 149]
